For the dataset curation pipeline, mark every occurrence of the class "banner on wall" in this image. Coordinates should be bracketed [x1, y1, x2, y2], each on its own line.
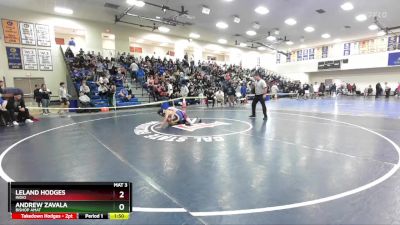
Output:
[38, 49, 53, 71]
[388, 52, 400, 66]
[291, 51, 296, 62]
[359, 40, 370, 54]
[129, 47, 143, 53]
[6, 47, 23, 69]
[167, 50, 175, 57]
[387, 36, 398, 51]
[19, 22, 36, 46]
[286, 52, 291, 63]
[318, 60, 341, 70]
[297, 50, 303, 61]
[309, 48, 315, 60]
[321, 46, 329, 58]
[276, 53, 281, 64]
[343, 43, 351, 56]
[1, 19, 21, 44]
[35, 24, 51, 47]
[302, 49, 308, 60]
[22, 48, 38, 70]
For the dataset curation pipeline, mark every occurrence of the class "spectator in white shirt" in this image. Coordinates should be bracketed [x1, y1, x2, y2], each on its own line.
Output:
[80, 81, 91, 96]
[130, 61, 139, 81]
[167, 81, 173, 97]
[180, 85, 189, 98]
[215, 89, 225, 105]
[271, 83, 279, 100]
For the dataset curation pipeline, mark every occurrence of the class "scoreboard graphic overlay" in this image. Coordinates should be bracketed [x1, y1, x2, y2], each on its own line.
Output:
[8, 182, 132, 220]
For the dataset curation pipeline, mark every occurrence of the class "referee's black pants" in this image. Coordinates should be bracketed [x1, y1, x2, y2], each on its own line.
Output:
[251, 94, 267, 117]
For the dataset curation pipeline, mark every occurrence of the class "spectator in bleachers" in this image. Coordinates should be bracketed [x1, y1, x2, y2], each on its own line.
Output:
[80, 81, 91, 97]
[167, 80, 173, 97]
[98, 82, 108, 100]
[180, 84, 189, 98]
[108, 82, 117, 107]
[6, 94, 34, 126]
[118, 87, 132, 102]
[130, 60, 139, 81]
[79, 92, 94, 109]
[205, 88, 216, 108]
[65, 47, 74, 58]
[215, 89, 225, 105]
[39, 84, 52, 115]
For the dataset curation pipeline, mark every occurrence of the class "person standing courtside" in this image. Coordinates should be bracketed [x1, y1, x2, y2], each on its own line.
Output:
[250, 73, 268, 120]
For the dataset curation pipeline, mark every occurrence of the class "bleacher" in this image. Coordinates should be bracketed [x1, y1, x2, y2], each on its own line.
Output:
[63, 47, 141, 109]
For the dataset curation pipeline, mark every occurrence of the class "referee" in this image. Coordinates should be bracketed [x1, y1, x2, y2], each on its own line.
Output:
[249, 73, 268, 120]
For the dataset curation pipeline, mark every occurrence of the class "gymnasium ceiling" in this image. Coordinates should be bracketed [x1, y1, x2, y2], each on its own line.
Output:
[0, 0, 399, 52]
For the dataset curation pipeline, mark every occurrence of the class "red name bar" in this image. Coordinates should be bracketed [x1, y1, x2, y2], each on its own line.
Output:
[12, 213, 78, 220]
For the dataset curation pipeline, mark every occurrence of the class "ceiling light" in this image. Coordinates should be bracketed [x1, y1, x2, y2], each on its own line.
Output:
[234, 16, 240, 23]
[304, 26, 315, 32]
[216, 21, 228, 29]
[218, 39, 227, 44]
[158, 26, 170, 33]
[225, 0, 234, 2]
[239, 42, 247, 47]
[341, 2, 354, 11]
[156, 16, 161, 19]
[286, 41, 294, 45]
[255, 6, 269, 15]
[189, 33, 200, 39]
[246, 30, 257, 36]
[300, 44, 307, 48]
[202, 6, 211, 15]
[321, 33, 331, 39]
[334, 38, 342, 43]
[285, 18, 297, 26]
[136, 39, 144, 43]
[368, 24, 378, 30]
[54, 7, 73, 15]
[356, 14, 367, 22]
[258, 46, 266, 51]
[274, 29, 280, 35]
[126, 0, 145, 7]
[377, 31, 386, 36]
[266, 35, 276, 41]
[160, 43, 169, 47]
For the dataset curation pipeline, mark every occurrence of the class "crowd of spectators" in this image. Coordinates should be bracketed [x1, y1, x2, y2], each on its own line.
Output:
[64, 48, 400, 108]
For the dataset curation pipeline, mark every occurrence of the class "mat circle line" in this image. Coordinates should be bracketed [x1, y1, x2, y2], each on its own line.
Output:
[0, 110, 399, 216]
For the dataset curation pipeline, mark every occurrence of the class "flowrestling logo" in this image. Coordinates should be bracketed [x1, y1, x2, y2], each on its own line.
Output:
[134, 118, 253, 143]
